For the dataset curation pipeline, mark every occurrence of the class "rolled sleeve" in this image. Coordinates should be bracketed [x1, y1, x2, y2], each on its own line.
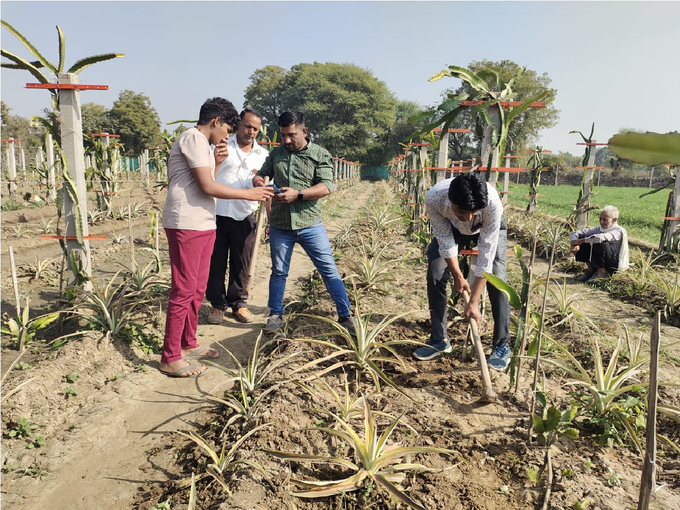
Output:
[314, 151, 335, 193]
[257, 154, 273, 180]
[425, 186, 458, 260]
[474, 213, 501, 277]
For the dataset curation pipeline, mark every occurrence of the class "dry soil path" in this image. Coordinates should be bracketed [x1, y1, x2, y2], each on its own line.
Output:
[1, 182, 375, 509]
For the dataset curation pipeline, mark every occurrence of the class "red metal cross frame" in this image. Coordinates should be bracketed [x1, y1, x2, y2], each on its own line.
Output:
[26, 83, 109, 91]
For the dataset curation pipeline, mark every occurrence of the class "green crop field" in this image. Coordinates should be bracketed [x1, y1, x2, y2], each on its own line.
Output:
[504, 183, 668, 245]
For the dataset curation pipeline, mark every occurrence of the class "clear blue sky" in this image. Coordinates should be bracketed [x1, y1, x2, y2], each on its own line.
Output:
[1, 1, 678, 156]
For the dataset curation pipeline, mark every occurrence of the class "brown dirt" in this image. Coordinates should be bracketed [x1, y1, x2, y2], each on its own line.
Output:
[1, 179, 679, 510]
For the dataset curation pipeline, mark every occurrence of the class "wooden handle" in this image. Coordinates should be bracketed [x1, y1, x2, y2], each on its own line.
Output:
[462, 290, 497, 403]
[247, 176, 270, 294]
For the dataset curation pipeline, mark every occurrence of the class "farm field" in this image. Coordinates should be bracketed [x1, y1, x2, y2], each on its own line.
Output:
[1, 179, 679, 510]
[505, 183, 668, 245]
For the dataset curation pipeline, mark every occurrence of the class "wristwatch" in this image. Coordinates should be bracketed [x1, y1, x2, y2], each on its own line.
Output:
[297, 190, 304, 201]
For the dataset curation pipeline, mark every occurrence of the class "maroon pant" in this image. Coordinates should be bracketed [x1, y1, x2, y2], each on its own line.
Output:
[161, 228, 216, 364]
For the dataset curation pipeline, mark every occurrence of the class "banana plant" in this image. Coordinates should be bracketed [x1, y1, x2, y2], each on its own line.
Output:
[1, 20, 125, 145]
[410, 64, 548, 180]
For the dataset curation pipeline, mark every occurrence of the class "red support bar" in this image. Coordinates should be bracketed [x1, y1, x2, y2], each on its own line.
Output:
[460, 100, 545, 108]
[258, 141, 280, 146]
[526, 149, 552, 153]
[460, 249, 479, 255]
[661, 217, 680, 220]
[26, 83, 108, 90]
[1, 139, 21, 142]
[408, 143, 433, 147]
[432, 128, 471, 133]
[87, 133, 121, 138]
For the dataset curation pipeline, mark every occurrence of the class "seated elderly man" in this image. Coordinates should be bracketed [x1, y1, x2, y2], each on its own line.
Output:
[570, 205, 629, 283]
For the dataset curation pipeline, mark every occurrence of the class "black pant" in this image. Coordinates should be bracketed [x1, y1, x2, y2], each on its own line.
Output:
[206, 214, 257, 311]
[427, 221, 511, 348]
[575, 242, 619, 274]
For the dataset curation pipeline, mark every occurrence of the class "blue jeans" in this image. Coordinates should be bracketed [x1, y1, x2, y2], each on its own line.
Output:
[268, 222, 351, 318]
[427, 226, 510, 348]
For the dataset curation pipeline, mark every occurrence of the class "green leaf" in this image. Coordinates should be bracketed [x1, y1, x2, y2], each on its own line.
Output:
[536, 391, 547, 408]
[482, 272, 521, 309]
[56, 25, 65, 73]
[527, 338, 538, 356]
[544, 407, 561, 432]
[513, 244, 523, 259]
[1, 20, 57, 74]
[561, 406, 577, 423]
[30, 312, 60, 331]
[67, 53, 125, 74]
[0, 49, 50, 84]
[428, 69, 450, 82]
[445, 65, 491, 93]
[607, 132, 680, 166]
[563, 428, 579, 439]
[532, 414, 545, 434]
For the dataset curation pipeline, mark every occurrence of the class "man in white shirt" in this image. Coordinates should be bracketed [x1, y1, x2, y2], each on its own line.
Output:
[206, 109, 269, 324]
[413, 172, 512, 371]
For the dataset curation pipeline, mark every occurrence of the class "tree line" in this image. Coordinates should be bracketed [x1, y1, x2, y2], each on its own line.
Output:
[3, 60, 562, 166]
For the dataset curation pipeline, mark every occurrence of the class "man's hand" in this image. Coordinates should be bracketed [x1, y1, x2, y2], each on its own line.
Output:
[245, 187, 274, 202]
[570, 245, 580, 254]
[214, 140, 229, 165]
[452, 274, 471, 297]
[273, 187, 298, 204]
[464, 300, 482, 323]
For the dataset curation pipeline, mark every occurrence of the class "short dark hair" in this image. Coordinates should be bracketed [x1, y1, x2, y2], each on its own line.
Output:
[448, 172, 488, 211]
[278, 111, 305, 128]
[240, 107, 263, 121]
[198, 97, 239, 128]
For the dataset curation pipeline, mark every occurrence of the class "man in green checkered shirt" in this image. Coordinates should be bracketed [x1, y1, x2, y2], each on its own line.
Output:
[253, 111, 355, 335]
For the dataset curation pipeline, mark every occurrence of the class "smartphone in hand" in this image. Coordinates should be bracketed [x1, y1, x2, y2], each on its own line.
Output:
[266, 183, 282, 194]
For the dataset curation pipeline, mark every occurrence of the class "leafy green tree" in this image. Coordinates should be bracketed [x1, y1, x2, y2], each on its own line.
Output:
[81, 102, 113, 135]
[0, 101, 43, 151]
[107, 90, 161, 156]
[245, 62, 397, 162]
[243, 65, 288, 137]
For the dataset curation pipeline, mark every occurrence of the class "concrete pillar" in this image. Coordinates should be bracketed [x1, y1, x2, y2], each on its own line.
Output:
[58, 73, 92, 290]
[480, 104, 501, 184]
[437, 130, 449, 184]
[667, 176, 680, 252]
[20, 147, 26, 175]
[502, 154, 511, 205]
[8, 140, 17, 193]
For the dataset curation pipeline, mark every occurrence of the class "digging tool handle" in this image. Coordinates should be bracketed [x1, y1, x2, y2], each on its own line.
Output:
[462, 290, 497, 403]
[247, 176, 270, 294]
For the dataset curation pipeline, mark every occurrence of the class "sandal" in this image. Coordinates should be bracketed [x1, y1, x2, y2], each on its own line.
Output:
[159, 361, 207, 378]
[183, 345, 221, 359]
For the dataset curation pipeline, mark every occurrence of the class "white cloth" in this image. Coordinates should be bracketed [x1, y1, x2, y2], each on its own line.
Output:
[569, 224, 629, 271]
[214, 136, 268, 221]
[162, 127, 216, 231]
[425, 178, 504, 278]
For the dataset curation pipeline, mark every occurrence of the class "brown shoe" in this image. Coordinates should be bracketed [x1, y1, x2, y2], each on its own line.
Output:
[233, 308, 254, 323]
[208, 307, 225, 324]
